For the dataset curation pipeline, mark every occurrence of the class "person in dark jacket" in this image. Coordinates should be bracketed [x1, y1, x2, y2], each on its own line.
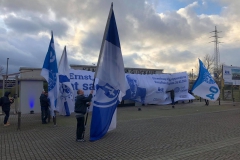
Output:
[2, 91, 13, 126]
[166, 89, 175, 109]
[40, 91, 49, 124]
[74, 89, 93, 142]
[205, 99, 209, 106]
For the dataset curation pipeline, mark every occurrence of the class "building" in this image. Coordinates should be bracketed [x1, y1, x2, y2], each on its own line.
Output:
[1, 66, 163, 114]
[70, 65, 163, 74]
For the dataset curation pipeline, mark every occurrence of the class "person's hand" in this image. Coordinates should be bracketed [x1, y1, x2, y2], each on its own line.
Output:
[90, 90, 94, 94]
[9, 98, 14, 104]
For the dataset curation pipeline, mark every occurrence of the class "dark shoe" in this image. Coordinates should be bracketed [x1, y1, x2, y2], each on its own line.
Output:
[138, 108, 141, 111]
[172, 106, 175, 109]
[76, 139, 86, 142]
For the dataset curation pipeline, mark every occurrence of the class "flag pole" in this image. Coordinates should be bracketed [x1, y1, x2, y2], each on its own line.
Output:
[93, 2, 113, 83]
[83, 3, 114, 139]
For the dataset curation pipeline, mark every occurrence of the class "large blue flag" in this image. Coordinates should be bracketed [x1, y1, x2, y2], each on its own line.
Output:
[192, 59, 220, 101]
[58, 46, 74, 116]
[90, 4, 126, 141]
[41, 31, 59, 116]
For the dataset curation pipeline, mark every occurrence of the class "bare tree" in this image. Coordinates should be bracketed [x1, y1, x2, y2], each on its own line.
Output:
[194, 54, 223, 83]
[202, 54, 215, 72]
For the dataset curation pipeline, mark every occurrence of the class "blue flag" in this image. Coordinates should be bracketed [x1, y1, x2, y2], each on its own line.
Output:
[58, 46, 74, 116]
[90, 4, 126, 141]
[192, 59, 220, 101]
[41, 31, 59, 116]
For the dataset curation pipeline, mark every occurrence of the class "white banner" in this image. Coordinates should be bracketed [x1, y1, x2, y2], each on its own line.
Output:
[223, 65, 240, 85]
[69, 69, 194, 105]
[122, 72, 193, 105]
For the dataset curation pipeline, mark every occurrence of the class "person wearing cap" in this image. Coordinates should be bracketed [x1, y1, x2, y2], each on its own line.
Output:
[1, 91, 13, 126]
[74, 89, 93, 142]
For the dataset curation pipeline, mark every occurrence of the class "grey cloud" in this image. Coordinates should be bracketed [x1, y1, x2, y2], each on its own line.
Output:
[123, 53, 143, 68]
[1, 0, 48, 14]
[0, 0, 239, 74]
[4, 14, 69, 37]
[221, 47, 240, 66]
[151, 49, 197, 65]
[0, 27, 7, 34]
[0, 34, 64, 74]
[80, 31, 103, 57]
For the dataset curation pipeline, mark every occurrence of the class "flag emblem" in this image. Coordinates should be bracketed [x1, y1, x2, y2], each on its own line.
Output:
[48, 71, 57, 90]
[59, 84, 73, 99]
[97, 83, 119, 98]
[203, 72, 215, 84]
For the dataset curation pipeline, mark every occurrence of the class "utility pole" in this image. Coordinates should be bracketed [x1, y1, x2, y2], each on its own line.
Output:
[209, 26, 222, 79]
[2, 58, 9, 96]
[192, 69, 193, 80]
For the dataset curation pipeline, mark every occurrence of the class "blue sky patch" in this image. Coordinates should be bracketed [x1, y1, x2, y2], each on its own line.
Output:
[154, 0, 222, 15]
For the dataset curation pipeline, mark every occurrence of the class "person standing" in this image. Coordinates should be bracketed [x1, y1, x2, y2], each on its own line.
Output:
[74, 89, 93, 142]
[166, 89, 175, 109]
[188, 89, 193, 103]
[40, 91, 49, 124]
[2, 91, 13, 126]
[205, 99, 209, 106]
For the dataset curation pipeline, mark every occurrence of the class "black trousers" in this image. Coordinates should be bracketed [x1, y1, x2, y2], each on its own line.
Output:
[3, 110, 10, 124]
[205, 99, 209, 106]
[76, 116, 85, 140]
[171, 97, 175, 105]
[41, 107, 49, 123]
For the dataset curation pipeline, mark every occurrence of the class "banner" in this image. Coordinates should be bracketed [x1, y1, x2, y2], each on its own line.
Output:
[69, 69, 194, 105]
[122, 72, 193, 104]
[223, 65, 240, 85]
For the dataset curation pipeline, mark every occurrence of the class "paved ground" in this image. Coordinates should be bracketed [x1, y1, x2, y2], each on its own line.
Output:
[1, 100, 240, 160]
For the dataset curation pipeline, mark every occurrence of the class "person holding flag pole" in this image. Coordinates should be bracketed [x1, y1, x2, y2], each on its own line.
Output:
[41, 31, 59, 126]
[89, 3, 126, 141]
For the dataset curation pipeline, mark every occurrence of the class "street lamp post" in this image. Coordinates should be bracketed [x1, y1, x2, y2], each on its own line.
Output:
[6, 58, 9, 79]
[192, 69, 193, 80]
[2, 58, 9, 96]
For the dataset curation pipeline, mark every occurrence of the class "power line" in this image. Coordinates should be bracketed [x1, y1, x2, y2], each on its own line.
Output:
[209, 26, 223, 78]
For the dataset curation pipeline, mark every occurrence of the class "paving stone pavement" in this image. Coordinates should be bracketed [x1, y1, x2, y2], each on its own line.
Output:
[1, 101, 240, 160]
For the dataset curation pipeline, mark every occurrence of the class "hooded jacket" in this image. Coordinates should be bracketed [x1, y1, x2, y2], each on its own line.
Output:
[40, 93, 49, 108]
[1, 91, 11, 112]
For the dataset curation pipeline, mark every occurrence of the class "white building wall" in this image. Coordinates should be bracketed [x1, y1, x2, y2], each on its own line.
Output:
[19, 81, 43, 114]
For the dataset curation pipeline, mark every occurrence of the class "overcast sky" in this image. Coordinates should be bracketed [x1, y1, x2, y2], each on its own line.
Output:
[0, 0, 239, 75]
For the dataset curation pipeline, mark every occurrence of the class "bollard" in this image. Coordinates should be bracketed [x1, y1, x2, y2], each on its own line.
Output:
[48, 109, 51, 123]
[53, 111, 57, 126]
[17, 112, 21, 131]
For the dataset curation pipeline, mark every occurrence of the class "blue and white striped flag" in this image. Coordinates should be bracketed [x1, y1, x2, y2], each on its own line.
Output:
[58, 46, 74, 116]
[192, 59, 220, 101]
[90, 3, 126, 141]
[41, 31, 59, 116]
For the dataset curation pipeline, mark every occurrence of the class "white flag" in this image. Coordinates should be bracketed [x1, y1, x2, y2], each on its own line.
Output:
[90, 3, 126, 141]
[58, 46, 74, 116]
[192, 59, 220, 101]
